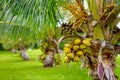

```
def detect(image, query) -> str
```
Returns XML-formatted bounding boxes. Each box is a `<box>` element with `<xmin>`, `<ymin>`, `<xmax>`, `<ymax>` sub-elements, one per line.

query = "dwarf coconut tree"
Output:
<box><xmin>60</xmin><ymin>0</ymin><xmax>120</xmax><ymax>80</ymax></box>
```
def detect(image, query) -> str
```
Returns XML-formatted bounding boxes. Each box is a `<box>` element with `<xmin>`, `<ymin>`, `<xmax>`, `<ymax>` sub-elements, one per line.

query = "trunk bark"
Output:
<box><xmin>90</xmin><ymin>43</ymin><xmax>119</xmax><ymax>80</ymax></box>
<box><xmin>44</xmin><ymin>49</ymin><xmax>54</xmax><ymax>67</ymax></box>
<box><xmin>11</xmin><ymin>48</ymin><xmax>18</xmax><ymax>53</ymax></box>
<box><xmin>20</xmin><ymin>47</ymin><xmax>30</xmax><ymax>60</ymax></box>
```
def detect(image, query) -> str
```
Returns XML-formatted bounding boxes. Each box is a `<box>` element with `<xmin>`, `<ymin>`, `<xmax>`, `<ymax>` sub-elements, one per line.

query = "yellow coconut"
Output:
<box><xmin>67</xmin><ymin>53</ymin><xmax>74</xmax><ymax>59</ymax></box>
<box><xmin>82</xmin><ymin>39</ymin><xmax>91</xmax><ymax>46</ymax></box>
<box><xmin>74</xmin><ymin>56</ymin><xmax>80</xmax><ymax>62</ymax></box>
<box><xmin>64</xmin><ymin>44</ymin><xmax>72</xmax><ymax>49</ymax></box>
<box><xmin>40</xmin><ymin>54</ymin><xmax>46</xmax><ymax>60</ymax></box>
<box><xmin>64</xmin><ymin>47</ymin><xmax>71</xmax><ymax>54</ymax></box>
<box><xmin>54</xmin><ymin>54</ymin><xmax>59</xmax><ymax>59</ymax></box>
<box><xmin>76</xmin><ymin>51</ymin><xmax>83</xmax><ymax>56</ymax></box>
<box><xmin>80</xmin><ymin>44</ymin><xmax>86</xmax><ymax>49</ymax></box>
<box><xmin>64</xmin><ymin>56</ymin><xmax>70</xmax><ymax>63</ymax></box>
<box><xmin>40</xmin><ymin>56</ymin><xmax>46</xmax><ymax>60</ymax></box>
<box><xmin>86</xmin><ymin>38</ymin><xmax>92</xmax><ymax>41</ymax></box>
<box><xmin>74</xmin><ymin>38</ymin><xmax>81</xmax><ymax>45</ymax></box>
<box><xmin>73</xmin><ymin>45</ymin><xmax>80</xmax><ymax>51</ymax></box>
<box><xmin>56</xmin><ymin>59</ymin><xmax>60</xmax><ymax>63</ymax></box>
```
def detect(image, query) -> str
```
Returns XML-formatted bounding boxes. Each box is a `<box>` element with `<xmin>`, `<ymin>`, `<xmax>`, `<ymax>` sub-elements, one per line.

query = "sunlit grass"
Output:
<box><xmin>0</xmin><ymin>49</ymin><xmax>120</xmax><ymax>80</ymax></box>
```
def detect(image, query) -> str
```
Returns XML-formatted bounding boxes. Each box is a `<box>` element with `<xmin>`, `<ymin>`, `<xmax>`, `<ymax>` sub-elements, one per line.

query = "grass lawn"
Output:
<box><xmin>0</xmin><ymin>49</ymin><xmax>120</xmax><ymax>80</ymax></box>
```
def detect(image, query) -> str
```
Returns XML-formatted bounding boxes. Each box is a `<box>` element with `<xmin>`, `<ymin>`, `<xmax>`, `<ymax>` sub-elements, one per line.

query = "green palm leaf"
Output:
<box><xmin>110</xmin><ymin>32</ymin><xmax>120</xmax><ymax>44</ymax></box>
<box><xmin>0</xmin><ymin>0</ymin><xmax>68</xmax><ymax>46</ymax></box>
<box><xmin>104</xmin><ymin>4</ymin><xmax>120</xmax><ymax>27</ymax></box>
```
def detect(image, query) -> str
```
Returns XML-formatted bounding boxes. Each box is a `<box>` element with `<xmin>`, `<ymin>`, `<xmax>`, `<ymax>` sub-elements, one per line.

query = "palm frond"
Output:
<box><xmin>93</xmin><ymin>24</ymin><xmax>104</xmax><ymax>40</ymax></box>
<box><xmin>65</xmin><ymin>3</ymin><xmax>88</xmax><ymax>31</ymax></box>
<box><xmin>110</xmin><ymin>32</ymin><xmax>120</xmax><ymax>44</ymax></box>
<box><xmin>104</xmin><ymin>4</ymin><xmax>120</xmax><ymax>27</ymax></box>
<box><xmin>0</xmin><ymin>0</ymin><xmax>68</xmax><ymax>45</ymax></box>
<box><xmin>90</xmin><ymin>0</ymin><xmax>99</xmax><ymax>20</ymax></box>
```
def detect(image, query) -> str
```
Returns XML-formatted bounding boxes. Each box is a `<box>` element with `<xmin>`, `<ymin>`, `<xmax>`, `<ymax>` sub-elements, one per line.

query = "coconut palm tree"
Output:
<box><xmin>0</xmin><ymin>0</ymin><xmax>120</xmax><ymax>79</ymax></box>
<box><xmin>59</xmin><ymin>0</ymin><xmax>120</xmax><ymax>80</ymax></box>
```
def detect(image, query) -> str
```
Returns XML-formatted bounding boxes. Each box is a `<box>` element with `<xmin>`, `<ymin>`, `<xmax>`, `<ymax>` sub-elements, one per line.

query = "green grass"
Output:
<box><xmin>115</xmin><ymin>55</ymin><xmax>120</xmax><ymax>76</ymax></box>
<box><xmin>0</xmin><ymin>49</ymin><xmax>120</xmax><ymax>80</ymax></box>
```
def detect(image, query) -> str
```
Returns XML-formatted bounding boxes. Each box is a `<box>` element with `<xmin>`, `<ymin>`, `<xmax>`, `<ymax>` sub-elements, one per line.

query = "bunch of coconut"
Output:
<box><xmin>39</xmin><ymin>52</ymin><xmax>61</xmax><ymax>65</ymax></box>
<box><xmin>39</xmin><ymin>41</ymin><xmax>48</xmax><ymax>63</ymax></box>
<box><xmin>64</xmin><ymin>38</ymin><xmax>92</xmax><ymax>63</ymax></box>
<box><xmin>54</xmin><ymin>53</ymin><xmax>61</xmax><ymax>65</ymax></box>
<box><xmin>39</xmin><ymin>41</ymin><xmax>61</xmax><ymax>65</ymax></box>
<box><xmin>39</xmin><ymin>53</ymin><xmax>46</xmax><ymax>63</ymax></box>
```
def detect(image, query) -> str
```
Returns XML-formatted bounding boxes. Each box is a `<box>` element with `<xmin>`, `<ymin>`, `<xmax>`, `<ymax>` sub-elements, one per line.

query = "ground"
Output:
<box><xmin>0</xmin><ymin>49</ymin><xmax>120</xmax><ymax>80</ymax></box>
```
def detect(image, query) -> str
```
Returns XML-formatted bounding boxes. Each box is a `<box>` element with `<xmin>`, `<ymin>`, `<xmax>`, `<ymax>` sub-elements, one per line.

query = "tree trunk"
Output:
<box><xmin>44</xmin><ymin>49</ymin><xmax>54</xmax><ymax>67</ymax></box>
<box><xmin>20</xmin><ymin>47</ymin><xmax>30</xmax><ymax>60</ymax></box>
<box><xmin>11</xmin><ymin>48</ymin><xmax>18</xmax><ymax>53</ymax></box>
<box><xmin>89</xmin><ymin>42</ymin><xmax>119</xmax><ymax>80</ymax></box>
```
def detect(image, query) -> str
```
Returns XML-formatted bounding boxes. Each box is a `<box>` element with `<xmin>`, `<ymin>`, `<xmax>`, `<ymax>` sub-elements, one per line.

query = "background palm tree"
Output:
<box><xmin>0</xmin><ymin>21</ymin><xmax>38</xmax><ymax>60</ymax></box>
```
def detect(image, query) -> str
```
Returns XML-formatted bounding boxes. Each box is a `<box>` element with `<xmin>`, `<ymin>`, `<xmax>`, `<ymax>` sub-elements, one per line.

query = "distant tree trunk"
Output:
<box><xmin>11</xmin><ymin>48</ymin><xmax>18</xmax><ymax>53</ymax></box>
<box><xmin>44</xmin><ymin>48</ymin><xmax>54</xmax><ymax>67</ymax></box>
<box><xmin>20</xmin><ymin>47</ymin><xmax>30</xmax><ymax>60</ymax></box>
<box><xmin>43</xmin><ymin>39</ymin><xmax>61</xmax><ymax>67</ymax></box>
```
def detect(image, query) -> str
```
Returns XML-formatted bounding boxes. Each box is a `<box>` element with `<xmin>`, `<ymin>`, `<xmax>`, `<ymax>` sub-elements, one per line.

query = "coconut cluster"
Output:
<box><xmin>54</xmin><ymin>53</ymin><xmax>61</xmax><ymax>65</ymax></box>
<box><xmin>64</xmin><ymin>38</ymin><xmax>92</xmax><ymax>63</ymax></box>
<box><xmin>39</xmin><ymin>41</ymin><xmax>61</xmax><ymax>65</ymax></box>
<box><xmin>39</xmin><ymin>53</ymin><xmax>46</xmax><ymax>63</ymax></box>
<box><xmin>39</xmin><ymin>53</ymin><xmax>61</xmax><ymax>65</ymax></box>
